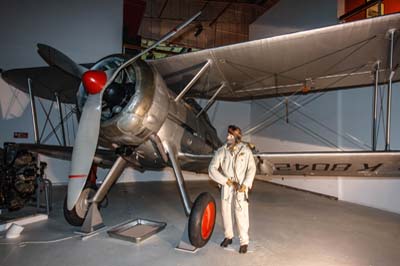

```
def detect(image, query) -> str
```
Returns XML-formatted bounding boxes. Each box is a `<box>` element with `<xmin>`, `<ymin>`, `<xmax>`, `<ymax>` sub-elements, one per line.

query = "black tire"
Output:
<box><xmin>188</xmin><ymin>192</ymin><xmax>216</xmax><ymax>248</ymax></box>
<box><xmin>63</xmin><ymin>186</ymin><xmax>97</xmax><ymax>226</ymax></box>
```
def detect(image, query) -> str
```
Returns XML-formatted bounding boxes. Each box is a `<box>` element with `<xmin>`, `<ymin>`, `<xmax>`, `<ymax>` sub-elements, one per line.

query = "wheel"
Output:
<box><xmin>63</xmin><ymin>186</ymin><xmax>96</xmax><ymax>226</ymax></box>
<box><xmin>188</xmin><ymin>192</ymin><xmax>216</xmax><ymax>248</ymax></box>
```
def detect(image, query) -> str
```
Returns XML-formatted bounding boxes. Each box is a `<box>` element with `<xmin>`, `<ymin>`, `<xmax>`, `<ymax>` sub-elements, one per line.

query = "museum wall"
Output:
<box><xmin>249</xmin><ymin>0</ymin><xmax>400</xmax><ymax>213</ymax></box>
<box><xmin>0</xmin><ymin>0</ymin><xmax>124</xmax><ymax>183</ymax></box>
<box><xmin>0</xmin><ymin>0</ymin><xmax>252</xmax><ymax>184</ymax></box>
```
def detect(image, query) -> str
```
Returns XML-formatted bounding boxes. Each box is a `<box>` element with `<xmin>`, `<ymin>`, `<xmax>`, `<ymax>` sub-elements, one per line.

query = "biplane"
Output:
<box><xmin>2</xmin><ymin>12</ymin><xmax>400</xmax><ymax>247</ymax></box>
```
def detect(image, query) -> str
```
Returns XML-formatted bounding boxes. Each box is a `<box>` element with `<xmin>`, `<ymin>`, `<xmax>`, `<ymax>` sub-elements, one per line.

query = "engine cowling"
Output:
<box><xmin>77</xmin><ymin>56</ymin><xmax>169</xmax><ymax>148</ymax></box>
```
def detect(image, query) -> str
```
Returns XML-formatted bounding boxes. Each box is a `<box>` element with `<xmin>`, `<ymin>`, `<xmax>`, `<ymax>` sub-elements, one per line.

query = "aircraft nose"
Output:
<box><xmin>82</xmin><ymin>70</ymin><xmax>107</xmax><ymax>95</ymax></box>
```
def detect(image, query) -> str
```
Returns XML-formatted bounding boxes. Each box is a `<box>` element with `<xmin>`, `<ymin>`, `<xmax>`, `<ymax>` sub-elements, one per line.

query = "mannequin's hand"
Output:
<box><xmin>238</xmin><ymin>184</ymin><xmax>247</xmax><ymax>193</ymax></box>
<box><xmin>226</xmin><ymin>178</ymin><xmax>234</xmax><ymax>187</ymax></box>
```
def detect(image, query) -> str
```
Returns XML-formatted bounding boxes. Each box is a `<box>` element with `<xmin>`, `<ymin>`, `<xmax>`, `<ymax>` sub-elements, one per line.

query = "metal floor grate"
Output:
<box><xmin>107</xmin><ymin>218</ymin><xmax>166</xmax><ymax>243</ymax></box>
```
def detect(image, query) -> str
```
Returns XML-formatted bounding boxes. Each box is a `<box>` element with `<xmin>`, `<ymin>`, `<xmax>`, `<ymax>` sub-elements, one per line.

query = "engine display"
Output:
<box><xmin>0</xmin><ymin>143</ymin><xmax>47</xmax><ymax>211</ymax></box>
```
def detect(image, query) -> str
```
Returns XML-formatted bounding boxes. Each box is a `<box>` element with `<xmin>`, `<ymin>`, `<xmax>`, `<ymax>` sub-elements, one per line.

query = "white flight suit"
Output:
<box><xmin>209</xmin><ymin>142</ymin><xmax>256</xmax><ymax>245</ymax></box>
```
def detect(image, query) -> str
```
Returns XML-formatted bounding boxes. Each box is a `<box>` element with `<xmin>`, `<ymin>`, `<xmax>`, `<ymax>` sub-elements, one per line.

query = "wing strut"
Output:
<box><xmin>175</xmin><ymin>59</ymin><xmax>211</xmax><ymax>102</ymax></box>
<box><xmin>372</xmin><ymin>60</ymin><xmax>380</xmax><ymax>151</ymax></box>
<box><xmin>385</xmin><ymin>29</ymin><xmax>397</xmax><ymax>151</ymax></box>
<box><xmin>55</xmin><ymin>92</ymin><xmax>67</xmax><ymax>146</ymax></box>
<box><xmin>28</xmin><ymin>78</ymin><xmax>40</xmax><ymax>144</ymax></box>
<box><xmin>196</xmin><ymin>82</ymin><xmax>225</xmax><ymax>118</ymax></box>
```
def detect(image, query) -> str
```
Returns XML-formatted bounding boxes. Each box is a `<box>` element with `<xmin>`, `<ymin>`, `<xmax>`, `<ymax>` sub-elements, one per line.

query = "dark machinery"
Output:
<box><xmin>0</xmin><ymin>143</ymin><xmax>48</xmax><ymax>211</ymax></box>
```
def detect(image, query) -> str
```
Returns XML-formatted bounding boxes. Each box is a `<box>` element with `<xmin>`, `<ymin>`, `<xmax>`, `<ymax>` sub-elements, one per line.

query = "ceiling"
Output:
<box><xmin>128</xmin><ymin>0</ymin><xmax>279</xmax><ymax>49</ymax></box>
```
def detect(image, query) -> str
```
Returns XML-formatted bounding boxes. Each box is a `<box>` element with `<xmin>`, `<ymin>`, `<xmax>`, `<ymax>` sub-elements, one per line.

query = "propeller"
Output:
<box><xmin>37</xmin><ymin>44</ymin><xmax>129</xmax><ymax>210</ymax></box>
<box><xmin>37</xmin><ymin>43</ymin><xmax>87</xmax><ymax>78</ymax></box>
<box><xmin>36</xmin><ymin>43</ymin><xmax>108</xmax><ymax>209</ymax></box>
<box><xmin>67</xmin><ymin>70</ymin><xmax>108</xmax><ymax>210</ymax></box>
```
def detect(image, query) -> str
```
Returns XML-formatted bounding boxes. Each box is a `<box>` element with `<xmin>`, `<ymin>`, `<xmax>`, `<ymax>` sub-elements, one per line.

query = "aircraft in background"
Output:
<box><xmin>2</xmin><ymin>12</ymin><xmax>400</xmax><ymax>248</ymax></box>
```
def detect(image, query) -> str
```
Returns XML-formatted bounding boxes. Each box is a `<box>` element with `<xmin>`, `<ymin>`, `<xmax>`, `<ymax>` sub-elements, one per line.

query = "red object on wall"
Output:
<box><xmin>345</xmin><ymin>0</ymin><xmax>366</xmax><ymax>22</ymax></box>
<box><xmin>123</xmin><ymin>0</ymin><xmax>146</xmax><ymax>44</ymax></box>
<box><xmin>13</xmin><ymin>132</ymin><xmax>28</xmax><ymax>139</ymax></box>
<box><xmin>385</xmin><ymin>0</ymin><xmax>400</xmax><ymax>15</ymax></box>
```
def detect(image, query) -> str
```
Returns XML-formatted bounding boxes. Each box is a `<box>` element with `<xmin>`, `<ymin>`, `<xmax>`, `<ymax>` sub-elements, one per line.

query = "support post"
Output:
<box><xmin>28</xmin><ymin>78</ymin><xmax>40</xmax><ymax>144</ymax></box>
<box><xmin>385</xmin><ymin>29</ymin><xmax>396</xmax><ymax>151</ymax></box>
<box><xmin>372</xmin><ymin>61</ymin><xmax>380</xmax><ymax>151</ymax></box>
<box><xmin>55</xmin><ymin>92</ymin><xmax>67</xmax><ymax>146</ymax></box>
<box><xmin>175</xmin><ymin>60</ymin><xmax>211</xmax><ymax>102</ymax></box>
<box><xmin>196</xmin><ymin>82</ymin><xmax>225</xmax><ymax>118</ymax></box>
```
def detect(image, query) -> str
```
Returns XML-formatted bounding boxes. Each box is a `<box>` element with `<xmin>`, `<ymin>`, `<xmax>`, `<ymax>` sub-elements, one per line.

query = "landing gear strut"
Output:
<box><xmin>63</xmin><ymin>164</ymin><xmax>98</xmax><ymax>226</ymax></box>
<box><xmin>80</xmin><ymin>156</ymin><xmax>128</xmax><ymax>233</ymax></box>
<box><xmin>164</xmin><ymin>142</ymin><xmax>216</xmax><ymax>249</ymax></box>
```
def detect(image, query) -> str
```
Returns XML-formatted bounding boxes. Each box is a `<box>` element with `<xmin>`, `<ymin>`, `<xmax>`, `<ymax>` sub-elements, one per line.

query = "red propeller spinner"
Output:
<box><xmin>82</xmin><ymin>70</ymin><xmax>107</xmax><ymax>94</ymax></box>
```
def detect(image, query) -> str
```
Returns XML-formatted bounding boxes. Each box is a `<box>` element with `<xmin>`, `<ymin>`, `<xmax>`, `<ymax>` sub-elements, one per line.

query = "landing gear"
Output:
<box><xmin>189</xmin><ymin>192</ymin><xmax>216</xmax><ymax>247</ymax></box>
<box><xmin>63</xmin><ymin>185</ymin><xmax>96</xmax><ymax>226</ymax></box>
<box><xmin>63</xmin><ymin>164</ymin><xmax>98</xmax><ymax>226</ymax></box>
<box><xmin>80</xmin><ymin>156</ymin><xmax>128</xmax><ymax>233</ymax></box>
<box><xmin>164</xmin><ymin>142</ymin><xmax>216</xmax><ymax>249</ymax></box>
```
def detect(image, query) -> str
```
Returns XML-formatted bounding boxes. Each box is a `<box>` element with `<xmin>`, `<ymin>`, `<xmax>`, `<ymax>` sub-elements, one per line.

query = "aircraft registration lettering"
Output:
<box><xmin>295</xmin><ymin>164</ymin><xmax>308</xmax><ymax>171</ymax></box>
<box><xmin>275</xmin><ymin>163</ymin><xmax>291</xmax><ymax>171</ymax></box>
<box><xmin>331</xmin><ymin>163</ymin><xmax>352</xmax><ymax>171</ymax></box>
<box><xmin>274</xmin><ymin>163</ymin><xmax>384</xmax><ymax>172</ymax></box>
<box><xmin>358</xmin><ymin>163</ymin><xmax>382</xmax><ymax>172</ymax></box>
<box><xmin>312</xmin><ymin>163</ymin><xmax>330</xmax><ymax>171</ymax></box>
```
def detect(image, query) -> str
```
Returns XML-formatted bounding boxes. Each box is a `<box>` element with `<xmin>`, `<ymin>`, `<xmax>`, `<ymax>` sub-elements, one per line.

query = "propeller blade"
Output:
<box><xmin>66</xmin><ymin>69</ymin><xmax>110</xmax><ymax>210</ymax></box>
<box><xmin>37</xmin><ymin>43</ymin><xmax>87</xmax><ymax>78</ymax></box>
<box><xmin>67</xmin><ymin>92</ymin><xmax>103</xmax><ymax>210</ymax></box>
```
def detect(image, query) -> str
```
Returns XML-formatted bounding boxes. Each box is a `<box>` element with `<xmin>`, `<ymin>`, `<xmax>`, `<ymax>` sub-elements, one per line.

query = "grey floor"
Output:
<box><xmin>1</xmin><ymin>180</ymin><xmax>400</xmax><ymax>266</ymax></box>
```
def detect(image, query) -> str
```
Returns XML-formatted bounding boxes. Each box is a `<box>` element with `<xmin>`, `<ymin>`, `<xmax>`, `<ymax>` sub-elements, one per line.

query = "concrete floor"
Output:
<box><xmin>0</xmin><ymin>180</ymin><xmax>400</xmax><ymax>266</ymax></box>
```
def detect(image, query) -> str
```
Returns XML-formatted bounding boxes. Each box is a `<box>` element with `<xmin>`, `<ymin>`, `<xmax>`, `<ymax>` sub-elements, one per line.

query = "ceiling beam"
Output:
<box><xmin>158</xmin><ymin>0</ymin><xmax>169</xmax><ymax>18</ymax></box>
<box><xmin>199</xmin><ymin>0</ymin><xmax>267</xmax><ymax>11</ymax></box>
<box><xmin>209</xmin><ymin>2</ymin><xmax>232</xmax><ymax>27</ymax></box>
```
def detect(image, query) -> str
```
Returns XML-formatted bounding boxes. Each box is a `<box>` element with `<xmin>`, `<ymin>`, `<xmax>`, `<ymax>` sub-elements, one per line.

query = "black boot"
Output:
<box><xmin>220</xmin><ymin>238</ymin><xmax>233</xmax><ymax>247</ymax></box>
<box><xmin>239</xmin><ymin>244</ymin><xmax>248</xmax><ymax>254</ymax></box>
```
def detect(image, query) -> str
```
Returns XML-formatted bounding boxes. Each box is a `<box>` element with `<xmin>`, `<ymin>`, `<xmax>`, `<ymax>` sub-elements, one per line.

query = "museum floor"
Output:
<box><xmin>1</xmin><ymin>180</ymin><xmax>400</xmax><ymax>266</ymax></box>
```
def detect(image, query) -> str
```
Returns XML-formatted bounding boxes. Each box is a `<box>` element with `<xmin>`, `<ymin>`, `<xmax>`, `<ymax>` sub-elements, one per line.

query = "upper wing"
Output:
<box><xmin>149</xmin><ymin>13</ymin><xmax>400</xmax><ymax>101</ymax></box>
<box><xmin>179</xmin><ymin>150</ymin><xmax>400</xmax><ymax>177</ymax></box>
<box><xmin>2</xmin><ymin>66</ymin><xmax>80</xmax><ymax>104</ymax></box>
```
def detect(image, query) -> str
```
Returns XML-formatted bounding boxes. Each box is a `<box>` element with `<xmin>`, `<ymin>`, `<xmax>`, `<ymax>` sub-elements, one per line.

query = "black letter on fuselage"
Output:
<box><xmin>358</xmin><ymin>163</ymin><xmax>383</xmax><ymax>172</ymax></box>
<box><xmin>312</xmin><ymin>163</ymin><xmax>329</xmax><ymax>171</ymax></box>
<box><xmin>275</xmin><ymin>163</ymin><xmax>291</xmax><ymax>171</ymax></box>
<box><xmin>295</xmin><ymin>164</ymin><xmax>309</xmax><ymax>171</ymax></box>
<box><xmin>331</xmin><ymin>163</ymin><xmax>351</xmax><ymax>171</ymax></box>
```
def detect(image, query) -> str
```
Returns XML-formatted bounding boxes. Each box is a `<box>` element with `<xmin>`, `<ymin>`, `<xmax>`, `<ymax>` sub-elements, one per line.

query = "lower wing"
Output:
<box><xmin>11</xmin><ymin>143</ymin><xmax>116</xmax><ymax>168</ymax></box>
<box><xmin>179</xmin><ymin>151</ymin><xmax>400</xmax><ymax>177</ymax></box>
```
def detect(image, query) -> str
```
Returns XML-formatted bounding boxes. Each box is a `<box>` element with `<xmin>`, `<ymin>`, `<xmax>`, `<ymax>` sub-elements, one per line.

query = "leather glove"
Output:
<box><xmin>226</xmin><ymin>178</ymin><xmax>234</xmax><ymax>187</ymax></box>
<box><xmin>238</xmin><ymin>184</ymin><xmax>247</xmax><ymax>193</ymax></box>
<box><xmin>232</xmin><ymin>181</ymin><xmax>240</xmax><ymax>191</ymax></box>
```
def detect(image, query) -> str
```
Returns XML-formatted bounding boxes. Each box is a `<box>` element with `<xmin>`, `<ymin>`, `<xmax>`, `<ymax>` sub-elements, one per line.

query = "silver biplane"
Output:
<box><xmin>2</xmin><ymin>12</ymin><xmax>400</xmax><ymax>248</ymax></box>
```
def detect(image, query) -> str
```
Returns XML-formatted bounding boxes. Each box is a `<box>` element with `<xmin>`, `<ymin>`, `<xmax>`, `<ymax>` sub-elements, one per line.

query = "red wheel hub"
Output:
<box><xmin>201</xmin><ymin>202</ymin><xmax>215</xmax><ymax>239</ymax></box>
<box><xmin>82</xmin><ymin>70</ymin><xmax>107</xmax><ymax>94</ymax></box>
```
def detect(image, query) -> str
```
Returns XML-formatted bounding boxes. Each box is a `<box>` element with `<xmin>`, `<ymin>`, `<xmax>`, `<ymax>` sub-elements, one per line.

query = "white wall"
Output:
<box><xmin>0</xmin><ymin>0</ymin><xmax>252</xmax><ymax>184</ymax></box>
<box><xmin>0</xmin><ymin>0</ymin><xmax>119</xmax><ymax>184</ymax></box>
<box><xmin>249</xmin><ymin>0</ymin><xmax>400</xmax><ymax>214</ymax></box>
<box><xmin>0</xmin><ymin>1</ymin><xmax>124</xmax><ymax>70</ymax></box>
